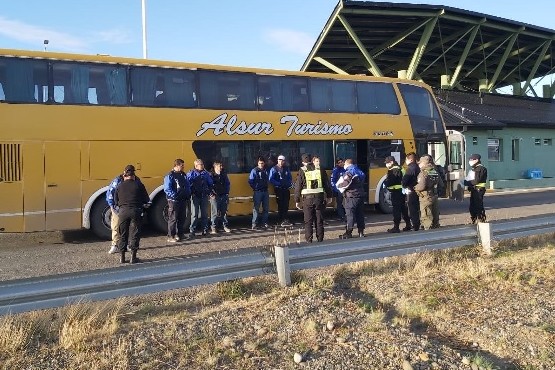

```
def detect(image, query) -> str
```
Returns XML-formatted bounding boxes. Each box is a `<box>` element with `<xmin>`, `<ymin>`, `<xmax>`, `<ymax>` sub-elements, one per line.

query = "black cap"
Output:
<box><xmin>469</xmin><ymin>154</ymin><xmax>481</xmax><ymax>160</ymax></box>
<box><xmin>301</xmin><ymin>153</ymin><xmax>311</xmax><ymax>163</ymax></box>
<box><xmin>124</xmin><ymin>164</ymin><xmax>135</xmax><ymax>176</ymax></box>
<box><xmin>384</xmin><ymin>156</ymin><xmax>395</xmax><ymax>164</ymax></box>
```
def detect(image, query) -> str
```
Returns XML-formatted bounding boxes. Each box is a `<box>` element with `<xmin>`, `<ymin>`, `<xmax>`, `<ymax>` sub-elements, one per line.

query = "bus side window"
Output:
<box><xmin>3</xmin><ymin>58</ymin><xmax>44</xmax><ymax>103</ymax></box>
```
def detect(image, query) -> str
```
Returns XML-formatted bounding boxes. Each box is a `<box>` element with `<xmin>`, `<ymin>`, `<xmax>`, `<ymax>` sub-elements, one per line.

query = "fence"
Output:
<box><xmin>1</xmin><ymin>215</ymin><xmax>554</xmax><ymax>315</ymax></box>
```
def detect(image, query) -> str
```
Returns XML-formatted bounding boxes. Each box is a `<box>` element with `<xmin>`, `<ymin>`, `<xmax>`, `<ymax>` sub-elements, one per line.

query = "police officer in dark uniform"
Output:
<box><xmin>402</xmin><ymin>152</ymin><xmax>421</xmax><ymax>231</ymax></box>
<box><xmin>114</xmin><ymin>165</ymin><xmax>150</xmax><ymax>264</ymax></box>
<box><xmin>294</xmin><ymin>153</ymin><xmax>332</xmax><ymax>243</ymax></box>
<box><xmin>336</xmin><ymin>158</ymin><xmax>366</xmax><ymax>238</ymax></box>
<box><xmin>383</xmin><ymin>156</ymin><xmax>411</xmax><ymax>233</ymax></box>
<box><xmin>464</xmin><ymin>153</ymin><xmax>488</xmax><ymax>224</ymax></box>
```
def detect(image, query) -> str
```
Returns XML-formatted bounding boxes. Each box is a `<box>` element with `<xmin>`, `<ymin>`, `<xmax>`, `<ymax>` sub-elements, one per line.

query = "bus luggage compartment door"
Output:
<box><xmin>45</xmin><ymin>142</ymin><xmax>82</xmax><ymax>230</ymax></box>
<box><xmin>0</xmin><ymin>142</ymin><xmax>23</xmax><ymax>231</ymax></box>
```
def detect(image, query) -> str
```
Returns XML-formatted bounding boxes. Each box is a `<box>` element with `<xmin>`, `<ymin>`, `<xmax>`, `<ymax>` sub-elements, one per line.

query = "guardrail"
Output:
<box><xmin>1</xmin><ymin>215</ymin><xmax>554</xmax><ymax>315</ymax></box>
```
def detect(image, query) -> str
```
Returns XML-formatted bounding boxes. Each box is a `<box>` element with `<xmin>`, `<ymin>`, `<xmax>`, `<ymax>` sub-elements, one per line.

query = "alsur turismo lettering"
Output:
<box><xmin>196</xmin><ymin>113</ymin><xmax>353</xmax><ymax>137</ymax></box>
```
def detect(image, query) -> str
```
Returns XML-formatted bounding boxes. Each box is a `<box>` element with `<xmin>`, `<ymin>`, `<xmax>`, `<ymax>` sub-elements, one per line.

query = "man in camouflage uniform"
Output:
<box><xmin>414</xmin><ymin>155</ymin><xmax>443</xmax><ymax>230</ymax></box>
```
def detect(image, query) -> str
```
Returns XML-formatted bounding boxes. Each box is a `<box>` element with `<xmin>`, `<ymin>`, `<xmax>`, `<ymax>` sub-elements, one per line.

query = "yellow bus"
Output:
<box><xmin>0</xmin><ymin>48</ymin><xmax>460</xmax><ymax>239</ymax></box>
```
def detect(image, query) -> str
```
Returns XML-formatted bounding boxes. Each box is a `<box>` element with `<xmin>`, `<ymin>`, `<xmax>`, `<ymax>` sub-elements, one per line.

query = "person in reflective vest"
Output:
<box><xmin>294</xmin><ymin>153</ymin><xmax>332</xmax><ymax>243</ymax></box>
<box><xmin>383</xmin><ymin>156</ymin><xmax>411</xmax><ymax>233</ymax></box>
<box><xmin>336</xmin><ymin>158</ymin><xmax>366</xmax><ymax>239</ymax></box>
<box><xmin>414</xmin><ymin>155</ymin><xmax>442</xmax><ymax>230</ymax></box>
<box><xmin>464</xmin><ymin>153</ymin><xmax>488</xmax><ymax>224</ymax></box>
<box><xmin>402</xmin><ymin>152</ymin><xmax>421</xmax><ymax>231</ymax></box>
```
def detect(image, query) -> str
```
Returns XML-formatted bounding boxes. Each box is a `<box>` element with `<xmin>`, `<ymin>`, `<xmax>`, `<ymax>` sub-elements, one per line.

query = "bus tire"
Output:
<box><xmin>149</xmin><ymin>195</ymin><xmax>192</xmax><ymax>234</ymax></box>
<box><xmin>90</xmin><ymin>196</ymin><xmax>112</xmax><ymax>240</ymax></box>
<box><xmin>378</xmin><ymin>187</ymin><xmax>393</xmax><ymax>214</ymax></box>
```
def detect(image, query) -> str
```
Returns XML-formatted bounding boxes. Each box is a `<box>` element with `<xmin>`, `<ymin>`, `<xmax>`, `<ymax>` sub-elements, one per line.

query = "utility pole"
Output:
<box><xmin>43</xmin><ymin>40</ymin><xmax>49</xmax><ymax>52</ymax></box>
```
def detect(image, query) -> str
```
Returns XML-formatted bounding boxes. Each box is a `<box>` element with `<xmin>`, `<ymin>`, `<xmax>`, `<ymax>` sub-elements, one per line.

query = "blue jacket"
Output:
<box><xmin>106</xmin><ymin>174</ymin><xmax>143</xmax><ymax>208</ymax></box>
<box><xmin>248</xmin><ymin>166</ymin><xmax>269</xmax><ymax>191</ymax></box>
<box><xmin>164</xmin><ymin>170</ymin><xmax>191</xmax><ymax>201</ymax></box>
<box><xmin>187</xmin><ymin>169</ymin><xmax>214</xmax><ymax>197</ymax></box>
<box><xmin>269</xmin><ymin>165</ymin><xmax>292</xmax><ymax>190</ymax></box>
<box><xmin>331</xmin><ymin>165</ymin><xmax>346</xmax><ymax>194</ymax></box>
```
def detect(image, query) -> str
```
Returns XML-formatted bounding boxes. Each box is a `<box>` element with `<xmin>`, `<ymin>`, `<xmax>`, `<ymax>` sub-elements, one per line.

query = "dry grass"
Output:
<box><xmin>1</xmin><ymin>234</ymin><xmax>554</xmax><ymax>369</ymax></box>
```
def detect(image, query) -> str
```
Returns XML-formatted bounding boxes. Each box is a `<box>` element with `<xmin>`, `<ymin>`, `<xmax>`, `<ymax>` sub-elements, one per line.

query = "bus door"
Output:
<box><xmin>333</xmin><ymin>140</ymin><xmax>368</xmax><ymax>201</ymax></box>
<box><xmin>45</xmin><ymin>142</ymin><xmax>82</xmax><ymax>230</ymax></box>
<box><xmin>446</xmin><ymin>130</ymin><xmax>466</xmax><ymax>200</ymax></box>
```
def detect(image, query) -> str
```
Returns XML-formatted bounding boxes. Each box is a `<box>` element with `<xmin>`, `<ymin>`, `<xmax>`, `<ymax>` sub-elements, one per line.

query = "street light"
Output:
<box><xmin>43</xmin><ymin>39</ymin><xmax>49</xmax><ymax>52</ymax></box>
<box><xmin>141</xmin><ymin>0</ymin><xmax>148</xmax><ymax>59</ymax></box>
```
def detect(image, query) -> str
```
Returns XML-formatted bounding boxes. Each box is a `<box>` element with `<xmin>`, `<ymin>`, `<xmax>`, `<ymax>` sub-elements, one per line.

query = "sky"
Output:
<box><xmin>0</xmin><ymin>0</ymin><xmax>553</xmax><ymax>72</ymax></box>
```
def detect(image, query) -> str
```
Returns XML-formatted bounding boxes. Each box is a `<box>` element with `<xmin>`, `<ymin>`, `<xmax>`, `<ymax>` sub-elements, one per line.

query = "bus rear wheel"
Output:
<box><xmin>90</xmin><ymin>197</ymin><xmax>112</xmax><ymax>240</ymax></box>
<box><xmin>378</xmin><ymin>187</ymin><xmax>393</xmax><ymax>214</ymax></box>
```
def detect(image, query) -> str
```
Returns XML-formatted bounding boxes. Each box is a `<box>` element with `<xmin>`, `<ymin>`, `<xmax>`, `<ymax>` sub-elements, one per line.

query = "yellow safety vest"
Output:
<box><xmin>387</xmin><ymin>165</ymin><xmax>403</xmax><ymax>190</ymax></box>
<box><xmin>473</xmin><ymin>164</ymin><xmax>486</xmax><ymax>188</ymax></box>
<box><xmin>301</xmin><ymin>168</ymin><xmax>324</xmax><ymax>195</ymax></box>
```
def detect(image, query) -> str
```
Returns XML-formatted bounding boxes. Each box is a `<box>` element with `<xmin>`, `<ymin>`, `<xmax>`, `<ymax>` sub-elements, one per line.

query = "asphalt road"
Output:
<box><xmin>0</xmin><ymin>188</ymin><xmax>553</xmax><ymax>281</ymax></box>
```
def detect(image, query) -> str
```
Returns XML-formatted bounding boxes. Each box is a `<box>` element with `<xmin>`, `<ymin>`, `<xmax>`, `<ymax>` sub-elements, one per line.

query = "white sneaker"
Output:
<box><xmin>167</xmin><ymin>237</ymin><xmax>177</xmax><ymax>243</ymax></box>
<box><xmin>210</xmin><ymin>227</ymin><xmax>217</xmax><ymax>235</ymax></box>
<box><xmin>108</xmin><ymin>245</ymin><xmax>118</xmax><ymax>254</ymax></box>
<box><xmin>223</xmin><ymin>226</ymin><xmax>231</xmax><ymax>233</ymax></box>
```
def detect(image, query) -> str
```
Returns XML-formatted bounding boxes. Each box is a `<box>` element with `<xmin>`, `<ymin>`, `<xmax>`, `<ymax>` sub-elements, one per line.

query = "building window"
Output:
<box><xmin>544</xmin><ymin>139</ymin><xmax>552</xmax><ymax>146</ymax></box>
<box><xmin>472</xmin><ymin>137</ymin><xmax>478</xmax><ymax>145</ymax></box>
<box><xmin>534</xmin><ymin>138</ymin><xmax>541</xmax><ymax>145</ymax></box>
<box><xmin>487</xmin><ymin>138</ymin><xmax>501</xmax><ymax>161</ymax></box>
<box><xmin>511</xmin><ymin>139</ymin><xmax>519</xmax><ymax>161</ymax></box>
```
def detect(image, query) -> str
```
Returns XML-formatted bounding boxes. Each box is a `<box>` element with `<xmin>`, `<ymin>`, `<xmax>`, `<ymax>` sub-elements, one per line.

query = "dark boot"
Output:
<box><xmin>120</xmin><ymin>251</ymin><xmax>127</xmax><ymax>264</ymax></box>
<box><xmin>387</xmin><ymin>226</ymin><xmax>400</xmax><ymax>233</ymax></box>
<box><xmin>339</xmin><ymin>229</ymin><xmax>353</xmax><ymax>239</ymax></box>
<box><xmin>478</xmin><ymin>213</ymin><xmax>487</xmax><ymax>223</ymax></box>
<box><xmin>402</xmin><ymin>224</ymin><xmax>412</xmax><ymax>232</ymax></box>
<box><xmin>358</xmin><ymin>229</ymin><xmax>365</xmax><ymax>238</ymax></box>
<box><xmin>470</xmin><ymin>217</ymin><xmax>477</xmax><ymax>225</ymax></box>
<box><xmin>130</xmin><ymin>250</ymin><xmax>140</xmax><ymax>264</ymax></box>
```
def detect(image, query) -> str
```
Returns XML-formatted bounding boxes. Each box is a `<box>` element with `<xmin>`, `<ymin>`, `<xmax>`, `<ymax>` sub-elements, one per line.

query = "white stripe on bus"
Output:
<box><xmin>0</xmin><ymin>208</ymin><xmax>81</xmax><ymax>217</ymax></box>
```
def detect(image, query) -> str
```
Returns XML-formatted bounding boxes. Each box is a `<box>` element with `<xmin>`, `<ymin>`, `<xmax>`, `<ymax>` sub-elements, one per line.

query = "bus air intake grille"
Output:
<box><xmin>0</xmin><ymin>143</ymin><xmax>22</xmax><ymax>182</ymax></box>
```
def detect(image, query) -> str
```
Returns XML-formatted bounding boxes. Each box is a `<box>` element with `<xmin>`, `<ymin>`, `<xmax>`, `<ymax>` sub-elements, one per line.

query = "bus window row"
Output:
<box><xmin>192</xmin><ymin>139</ymin><xmax>405</xmax><ymax>174</ymax></box>
<box><xmin>0</xmin><ymin>56</ymin><xmax>406</xmax><ymax>114</ymax></box>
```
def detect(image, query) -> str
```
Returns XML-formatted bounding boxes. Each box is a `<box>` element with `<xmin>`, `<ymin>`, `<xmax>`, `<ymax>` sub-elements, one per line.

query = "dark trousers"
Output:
<box><xmin>167</xmin><ymin>199</ymin><xmax>188</xmax><ymax>237</ymax></box>
<box><xmin>391</xmin><ymin>190</ymin><xmax>411</xmax><ymax>227</ymax></box>
<box><xmin>334</xmin><ymin>191</ymin><xmax>345</xmax><ymax>220</ymax></box>
<box><xmin>302</xmin><ymin>195</ymin><xmax>325</xmax><ymax>242</ymax></box>
<box><xmin>274</xmin><ymin>188</ymin><xmax>290</xmax><ymax>222</ymax></box>
<box><xmin>407</xmin><ymin>190</ymin><xmax>420</xmax><ymax>230</ymax></box>
<box><xmin>344</xmin><ymin>196</ymin><xmax>365</xmax><ymax>231</ymax></box>
<box><xmin>469</xmin><ymin>187</ymin><xmax>486</xmax><ymax>221</ymax></box>
<box><xmin>117</xmin><ymin>206</ymin><xmax>143</xmax><ymax>252</ymax></box>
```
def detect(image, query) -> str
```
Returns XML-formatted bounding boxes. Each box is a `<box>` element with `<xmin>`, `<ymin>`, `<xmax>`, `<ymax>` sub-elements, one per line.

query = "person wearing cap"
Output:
<box><xmin>383</xmin><ymin>156</ymin><xmax>412</xmax><ymax>233</ymax></box>
<box><xmin>464</xmin><ymin>154</ymin><xmax>488</xmax><ymax>224</ymax></box>
<box><xmin>401</xmin><ymin>152</ymin><xmax>421</xmax><ymax>231</ymax></box>
<box><xmin>414</xmin><ymin>155</ymin><xmax>443</xmax><ymax>230</ymax></box>
<box><xmin>114</xmin><ymin>165</ymin><xmax>150</xmax><ymax>264</ymax></box>
<box><xmin>336</xmin><ymin>158</ymin><xmax>366</xmax><ymax>238</ymax></box>
<box><xmin>330</xmin><ymin>158</ymin><xmax>346</xmax><ymax>222</ymax></box>
<box><xmin>294</xmin><ymin>153</ymin><xmax>332</xmax><ymax>243</ymax></box>
<box><xmin>106</xmin><ymin>165</ymin><xmax>144</xmax><ymax>254</ymax></box>
<box><xmin>269</xmin><ymin>154</ymin><xmax>293</xmax><ymax>227</ymax></box>
<box><xmin>187</xmin><ymin>159</ymin><xmax>214</xmax><ymax>237</ymax></box>
<box><xmin>248</xmin><ymin>156</ymin><xmax>270</xmax><ymax>230</ymax></box>
<box><xmin>164</xmin><ymin>159</ymin><xmax>191</xmax><ymax>242</ymax></box>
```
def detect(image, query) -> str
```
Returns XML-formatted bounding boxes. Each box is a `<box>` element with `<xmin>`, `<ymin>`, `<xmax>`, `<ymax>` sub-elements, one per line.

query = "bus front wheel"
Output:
<box><xmin>378</xmin><ymin>187</ymin><xmax>393</xmax><ymax>214</ymax></box>
<box><xmin>90</xmin><ymin>197</ymin><xmax>112</xmax><ymax>240</ymax></box>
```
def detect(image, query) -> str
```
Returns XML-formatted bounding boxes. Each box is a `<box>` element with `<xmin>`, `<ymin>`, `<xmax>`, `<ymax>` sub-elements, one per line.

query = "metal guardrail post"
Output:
<box><xmin>477</xmin><ymin>222</ymin><xmax>492</xmax><ymax>255</ymax></box>
<box><xmin>274</xmin><ymin>245</ymin><xmax>291</xmax><ymax>287</ymax></box>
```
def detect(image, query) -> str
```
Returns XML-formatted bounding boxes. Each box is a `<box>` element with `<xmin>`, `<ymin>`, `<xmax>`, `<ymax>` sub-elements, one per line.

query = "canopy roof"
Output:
<box><xmin>302</xmin><ymin>1</ymin><xmax>555</xmax><ymax>97</ymax></box>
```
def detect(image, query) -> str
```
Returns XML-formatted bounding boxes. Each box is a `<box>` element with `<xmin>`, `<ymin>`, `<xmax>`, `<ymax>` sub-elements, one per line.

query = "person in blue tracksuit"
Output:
<box><xmin>269</xmin><ymin>154</ymin><xmax>293</xmax><ymax>226</ymax></box>
<box><xmin>330</xmin><ymin>158</ymin><xmax>346</xmax><ymax>222</ymax></box>
<box><xmin>186</xmin><ymin>159</ymin><xmax>213</xmax><ymax>237</ymax></box>
<box><xmin>248</xmin><ymin>156</ymin><xmax>270</xmax><ymax>230</ymax></box>
<box><xmin>209</xmin><ymin>160</ymin><xmax>232</xmax><ymax>233</ymax></box>
<box><xmin>163</xmin><ymin>159</ymin><xmax>191</xmax><ymax>242</ymax></box>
